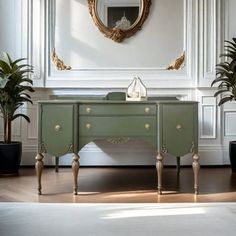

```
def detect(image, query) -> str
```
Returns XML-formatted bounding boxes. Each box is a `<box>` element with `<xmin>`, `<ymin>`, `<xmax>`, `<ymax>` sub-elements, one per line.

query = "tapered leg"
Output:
<box><xmin>72</xmin><ymin>153</ymin><xmax>80</xmax><ymax>195</ymax></box>
<box><xmin>156</xmin><ymin>153</ymin><xmax>164</xmax><ymax>195</ymax></box>
<box><xmin>192</xmin><ymin>154</ymin><xmax>200</xmax><ymax>194</ymax></box>
<box><xmin>176</xmin><ymin>156</ymin><xmax>180</xmax><ymax>175</ymax></box>
<box><xmin>35</xmin><ymin>153</ymin><xmax>44</xmax><ymax>195</ymax></box>
<box><xmin>55</xmin><ymin>156</ymin><xmax>59</xmax><ymax>172</ymax></box>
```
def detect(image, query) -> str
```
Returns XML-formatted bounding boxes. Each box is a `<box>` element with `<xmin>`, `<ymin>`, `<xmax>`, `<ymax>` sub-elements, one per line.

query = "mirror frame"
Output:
<box><xmin>88</xmin><ymin>0</ymin><xmax>152</xmax><ymax>43</ymax></box>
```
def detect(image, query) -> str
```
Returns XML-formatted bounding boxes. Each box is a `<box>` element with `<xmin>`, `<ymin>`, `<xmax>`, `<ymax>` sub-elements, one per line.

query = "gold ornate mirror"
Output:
<box><xmin>88</xmin><ymin>0</ymin><xmax>151</xmax><ymax>42</ymax></box>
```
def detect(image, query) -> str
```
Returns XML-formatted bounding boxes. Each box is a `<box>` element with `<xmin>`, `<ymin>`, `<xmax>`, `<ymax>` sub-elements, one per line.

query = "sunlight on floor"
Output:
<box><xmin>104</xmin><ymin>190</ymin><xmax>158</xmax><ymax>198</ymax></box>
<box><xmin>102</xmin><ymin>206</ymin><xmax>206</xmax><ymax>219</ymax></box>
<box><xmin>78</xmin><ymin>192</ymin><xmax>100</xmax><ymax>195</ymax></box>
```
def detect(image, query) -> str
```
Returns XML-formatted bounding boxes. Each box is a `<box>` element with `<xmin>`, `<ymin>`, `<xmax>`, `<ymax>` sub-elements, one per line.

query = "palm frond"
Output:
<box><xmin>218</xmin><ymin>96</ymin><xmax>234</xmax><ymax>106</ymax></box>
<box><xmin>212</xmin><ymin>38</ymin><xmax>236</xmax><ymax>106</ymax></box>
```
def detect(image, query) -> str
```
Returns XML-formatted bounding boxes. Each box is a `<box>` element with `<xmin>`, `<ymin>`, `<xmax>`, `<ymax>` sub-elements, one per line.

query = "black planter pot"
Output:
<box><xmin>229</xmin><ymin>141</ymin><xmax>236</xmax><ymax>173</ymax></box>
<box><xmin>0</xmin><ymin>142</ymin><xmax>22</xmax><ymax>175</ymax></box>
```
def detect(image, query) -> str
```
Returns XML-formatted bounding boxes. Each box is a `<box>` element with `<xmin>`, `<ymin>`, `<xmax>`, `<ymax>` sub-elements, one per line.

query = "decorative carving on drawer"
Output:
<box><xmin>190</xmin><ymin>141</ymin><xmax>195</xmax><ymax>154</ymax></box>
<box><xmin>162</xmin><ymin>144</ymin><xmax>168</xmax><ymax>153</ymax></box>
<box><xmin>107</xmin><ymin>137</ymin><xmax>130</xmax><ymax>144</ymax></box>
<box><xmin>41</xmin><ymin>142</ymin><xmax>47</xmax><ymax>153</ymax></box>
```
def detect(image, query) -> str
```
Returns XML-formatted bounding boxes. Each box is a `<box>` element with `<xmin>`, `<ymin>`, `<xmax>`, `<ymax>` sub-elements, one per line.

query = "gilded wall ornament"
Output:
<box><xmin>51</xmin><ymin>48</ymin><xmax>72</xmax><ymax>70</ymax></box>
<box><xmin>166</xmin><ymin>52</ymin><xmax>185</xmax><ymax>70</ymax></box>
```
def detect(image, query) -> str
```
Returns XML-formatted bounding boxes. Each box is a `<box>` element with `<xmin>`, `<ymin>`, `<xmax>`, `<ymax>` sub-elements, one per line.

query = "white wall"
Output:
<box><xmin>54</xmin><ymin>0</ymin><xmax>183</xmax><ymax>69</ymax></box>
<box><xmin>1</xmin><ymin>0</ymin><xmax>236</xmax><ymax>166</ymax></box>
<box><xmin>0</xmin><ymin>0</ymin><xmax>21</xmax><ymax>58</ymax></box>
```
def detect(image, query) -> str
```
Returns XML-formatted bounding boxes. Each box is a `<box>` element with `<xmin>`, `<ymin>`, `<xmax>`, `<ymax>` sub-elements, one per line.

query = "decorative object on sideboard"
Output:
<box><xmin>211</xmin><ymin>37</ymin><xmax>236</xmax><ymax>172</ymax></box>
<box><xmin>0</xmin><ymin>52</ymin><xmax>34</xmax><ymax>175</ymax></box>
<box><xmin>88</xmin><ymin>0</ymin><xmax>152</xmax><ymax>43</ymax></box>
<box><xmin>51</xmin><ymin>48</ymin><xmax>72</xmax><ymax>70</ymax></box>
<box><xmin>166</xmin><ymin>52</ymin><xmax>185</xmax><ymax>70</ymax></box>
<box><xmin>126</xmin><ymin>76</ymin><xmax>147</xmax><ymax>101</ymax></box>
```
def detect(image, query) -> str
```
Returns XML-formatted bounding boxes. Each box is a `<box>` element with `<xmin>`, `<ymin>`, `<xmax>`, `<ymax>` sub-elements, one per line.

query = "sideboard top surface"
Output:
<box><xmin>37</xmin><ymin>100</ymin><xmax>198</xmax><ymax>105</ymax></box>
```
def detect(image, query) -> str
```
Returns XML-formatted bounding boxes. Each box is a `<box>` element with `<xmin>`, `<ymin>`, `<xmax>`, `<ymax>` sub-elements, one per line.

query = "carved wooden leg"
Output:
<box><xmin>192</xmin><ymin>154</ymin><xmax>200</xmax><ymax>194</ymax></box>
<box><xmin>156</xmin><ymin>153</ymin><xmax>164</xmax><ymax>195</ymax></box>
<box><xmin>55</xmin><ymin>156</ymin><xmax>59</xmax><ymax>172</ymax></box>
<box><xmin>72</xmin><ymin>153</ymin><xmax>80</xmax><ymax>195</ymax></box>
<box><xmin>35</xmin><ymin>153</ymin><xmax>44</xmax><ymax>195</ymax></box>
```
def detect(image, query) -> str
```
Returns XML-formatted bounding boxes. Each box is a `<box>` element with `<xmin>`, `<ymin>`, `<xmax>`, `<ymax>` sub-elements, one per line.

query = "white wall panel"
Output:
<box><xmin>202</xmin><ymin>106</ymin><xmax>215</xmax><ymax>137</ymax></box>
<box><xmin>224</xmin><ymin>112</ymin><xmax>236</xmax><ymax>136</ymax></box>
<box><xmin>0</xmin><ymin>0</ymin><xmax>18</xmax><ymax>57</ymax></box>
<box><xmin>200</xmin><ymin>95</ymin><xmax>216</xmax><ymax>139</ymax></box>
<box><xmin>228</xmin><ymin>0</ymin><xmax>236</xmax><ymax>39</ymax></box>
<box><xmin>54</xmin><ymin>0</ymin><xmax>184</xmax><ymax>69</ymax></box>
<box><xmin>38</xmin><ymin>0</ymin><xmax>196</xmax><ymax>88</ymax></box>
<box><xmin>198</xmin><ymin>0</ymin><xmax>224</xmax><ymax>87</ymax></box>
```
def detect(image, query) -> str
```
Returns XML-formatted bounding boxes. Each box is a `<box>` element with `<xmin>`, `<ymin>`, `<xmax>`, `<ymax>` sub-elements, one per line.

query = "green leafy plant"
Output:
<box><xmin>211</xmin><ymin>38</ymin><xmax>236</xmax><ymax>105</ymax></box>
<box><xmin>0</xmin><ymin>52</ymin><xmax>34</xmax><ymax>144</ymax></box>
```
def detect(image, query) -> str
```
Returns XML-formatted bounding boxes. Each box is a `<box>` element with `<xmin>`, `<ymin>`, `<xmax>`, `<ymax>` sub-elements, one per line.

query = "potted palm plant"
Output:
<box><xmin>211</xmin><ymin>38</ymin><xmax>236</xmax><ymax>172</ymax></box>
<box><xmin>0</xmin><ymin>52</ymin><xmax>34</xmax><ymax>175</ymax></box>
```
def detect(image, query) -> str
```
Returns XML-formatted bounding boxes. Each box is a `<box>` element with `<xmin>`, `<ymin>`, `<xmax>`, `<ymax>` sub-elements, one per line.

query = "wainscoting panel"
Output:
<box><xmin>200</xmin><ymin>96</ymin><xmax>217</xmax><ymax>139</ymax></box>
<box><xmin>224</xmin><ymin>112</ymin><xmax>236</xmax><ymax>136</ymax></box>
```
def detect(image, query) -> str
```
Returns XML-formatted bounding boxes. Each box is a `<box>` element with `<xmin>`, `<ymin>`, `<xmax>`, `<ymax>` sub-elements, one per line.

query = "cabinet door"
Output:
<box><xmin>41</xmin><ymin>104</ymin><xmax>74</xmax><ymax>156</ymax></box>
<box><xmin>162</xmin><ymin>104</ymin><xmax>196</xmax><ymax>156</ymax></box>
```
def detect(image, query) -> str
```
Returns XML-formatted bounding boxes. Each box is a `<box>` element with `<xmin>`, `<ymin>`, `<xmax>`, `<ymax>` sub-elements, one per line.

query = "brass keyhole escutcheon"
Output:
<box><xmin>86</xmin><ymin>123</ymin><xmax>91</xmax><ymax>130</ymax></box>
<box><xmin>145</xmin><ymin>107</ymin><xmax>150</xmax><ymax>113</ymax></box>
<box><xmin>54</xmin><ymin>124</ymin><xmax>61</xmax><ymax>132</ymax></box>
<box><xmin>145</xmin><ymin>123</ymin><xmax>150</xmax><ymax>130</ymax></box>
<box><xmin>86</xmin><ymin>107</ymin><xmax>91</xmax><ymax>114</ymax></box>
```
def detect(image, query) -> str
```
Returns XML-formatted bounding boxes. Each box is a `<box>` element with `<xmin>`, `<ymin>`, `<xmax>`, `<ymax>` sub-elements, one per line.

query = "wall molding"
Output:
<box><xmin>198</xmin><ymin>0</ymin><xmax>226</xmax><ymax>87</ymax></box>
<box><xmin>200</xmin><ymin>95</ymin><xmax>217</xmax><ymax>139</ymax></box>
<box><xmin>224</xmin><ymin>111</ymin><xmax>236</xmax><ymax>136</ymax></box>
<box><xmin>26</xmin><ymin>0</ymin><xmax>198</xmax><ymax>88</ymax></box>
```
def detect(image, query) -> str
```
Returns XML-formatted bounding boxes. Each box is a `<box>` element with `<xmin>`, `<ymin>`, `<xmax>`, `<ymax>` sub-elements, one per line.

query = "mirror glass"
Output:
<box><xmin>97</xmin><ymin>0</ymin><xmax>142</xmax><ymax>30</ymax></box>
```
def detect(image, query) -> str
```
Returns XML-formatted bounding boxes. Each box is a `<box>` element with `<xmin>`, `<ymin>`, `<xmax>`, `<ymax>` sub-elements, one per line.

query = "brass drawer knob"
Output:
<box><xmin>86</xmin><ymin>123</ymin><xmax>91</xmax><ymax>130</ymax></box>
<box><xmin>145</xmin><ymin>107</ymin><xmax>150</xmax><ymax>113</ymax></box>
<box><xmin>54</xmin><ymin>124</ymin><xmax>61</xmax><ymax>132</ymax></box>
<box><xmin>86</xmin><ymin>107</ymin><xmax>91</xmax><ymax>114</ymax></box>
<box><xmin>176</xmin><ymin>124</ymin><xmax>183</xmax><ymax>132</ymax></box>
<box><xmin>145</xmin><ymin>123</ymin><xmax>150</xmax><ymax>130</ymax></box>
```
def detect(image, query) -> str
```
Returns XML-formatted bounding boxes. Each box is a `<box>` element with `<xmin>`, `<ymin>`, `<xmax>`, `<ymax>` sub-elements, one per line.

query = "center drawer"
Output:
<box><xmin>79</xmin><ymin>116</ymin><xmax>156</xmax><ymax>136</ymax></box>
<box><xmin>79</xmin><ymin>104</ymin><xmax>156</xmax><ymax>116</ymax></box>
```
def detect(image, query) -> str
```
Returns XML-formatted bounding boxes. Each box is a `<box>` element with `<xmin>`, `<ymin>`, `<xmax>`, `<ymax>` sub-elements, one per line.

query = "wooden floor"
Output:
<box><xmin>1</xmin><ymin>167</ymin><xmax>236</xmax><ymax>203</ymax></box>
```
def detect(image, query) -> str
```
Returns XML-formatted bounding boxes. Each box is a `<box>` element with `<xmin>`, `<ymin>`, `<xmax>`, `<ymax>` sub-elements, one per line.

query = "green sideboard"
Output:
<box><xmin>35</xmin><ymin>99</ymin><xmax>199</xmax><ymax>195</ymax></box>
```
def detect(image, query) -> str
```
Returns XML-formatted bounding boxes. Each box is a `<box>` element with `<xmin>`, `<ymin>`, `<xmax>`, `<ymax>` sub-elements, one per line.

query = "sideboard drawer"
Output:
<box><xmin>79</xmin><ymin>104</ymin><xmax>156</xmax><ymax>116</ymax></box>
<box><xmin>79</xmin><ymin>116</ymin><xmax>156</xmax><ymax>136</ymax></box>
<box><xmin>41</xmin><ymin>104</ymin><xmax>74</xmax><ymax>156</ymax></box>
